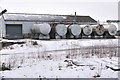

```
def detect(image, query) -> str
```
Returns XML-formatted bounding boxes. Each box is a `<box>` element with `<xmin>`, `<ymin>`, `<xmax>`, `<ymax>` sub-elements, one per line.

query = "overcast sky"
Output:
<box><xmin>0</xmin><ymin>0</ymin><xmax>119</xmax><ymax>21</ymax></box>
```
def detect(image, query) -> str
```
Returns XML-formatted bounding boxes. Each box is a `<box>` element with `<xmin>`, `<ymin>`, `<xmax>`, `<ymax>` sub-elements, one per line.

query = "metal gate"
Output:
<box><xmin>6</xmin><ymin>24</ymin><xmax>23</xmax><ymax>39</ymax></box>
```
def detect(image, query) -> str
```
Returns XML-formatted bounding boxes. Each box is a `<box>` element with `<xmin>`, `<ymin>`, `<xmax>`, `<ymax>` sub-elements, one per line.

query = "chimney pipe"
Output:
<box><xmin>75</xmin><ymin>12</ymin><xmax>76</xmax><ymax>20</ymax></box>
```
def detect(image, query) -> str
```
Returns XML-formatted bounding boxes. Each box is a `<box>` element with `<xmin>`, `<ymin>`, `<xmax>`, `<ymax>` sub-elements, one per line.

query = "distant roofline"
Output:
<box><xmin>4</xmin><ymin>12</ymin><xmax>91</xmax><ymax>17</ymax></box>
<box><xmin>4</xmin><ymin>19</ymin><xmax>96</xmax><ymax>22</ymax></box>
<box><xmin>3</xmin><ymin>12</ymin><xmax>97</xmax><ymax>23</ymax></box>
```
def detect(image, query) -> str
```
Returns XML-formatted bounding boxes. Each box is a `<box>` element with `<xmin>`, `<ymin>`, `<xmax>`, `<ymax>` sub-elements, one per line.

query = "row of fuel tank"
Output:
<box><xmin>30</xmin><ymin>23</ymin><xmax>117</xmax><ymax>39</ymax></box>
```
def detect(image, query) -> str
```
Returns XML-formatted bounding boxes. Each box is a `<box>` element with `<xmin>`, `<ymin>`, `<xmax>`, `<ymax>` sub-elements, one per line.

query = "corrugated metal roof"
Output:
<box><xmin>65</xmin><ymin>16</ymin><xmax>97</xmax><ymax>22</ymax></box>
<box><xmin>3</xmin><ymin>13</ymin><xmax>97</xmax><ymax>23</ymax></box>
<box><xmin>3</xmin><ymin>13</ymin><xmax>66</xmax><ymax>21</ymax></box>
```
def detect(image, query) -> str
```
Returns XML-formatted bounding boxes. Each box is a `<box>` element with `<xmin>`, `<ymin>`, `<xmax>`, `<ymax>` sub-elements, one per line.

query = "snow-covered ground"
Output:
<box><xmin>0</xmin><ymin>39</ymin><xmax>118</xmax><ymax>54</ymax></box>
<box><xmin>0</xmin><ymin>39</ymin><xmax>119</xmax><ymax>78</ymax></box>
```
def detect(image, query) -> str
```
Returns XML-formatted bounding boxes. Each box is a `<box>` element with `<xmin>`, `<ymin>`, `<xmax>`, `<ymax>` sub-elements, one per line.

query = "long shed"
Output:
<box><xmin>0</xmin><ymin>13</ymin><xmax>97</xmax><ymax>39</ymax></box>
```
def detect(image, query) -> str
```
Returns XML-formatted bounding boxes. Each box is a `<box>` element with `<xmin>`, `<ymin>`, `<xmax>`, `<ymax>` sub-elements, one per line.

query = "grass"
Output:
<box><xmin>0</xmin><ymin>44</ymin><xmax>118</xmax><ymax>72</ymax></box>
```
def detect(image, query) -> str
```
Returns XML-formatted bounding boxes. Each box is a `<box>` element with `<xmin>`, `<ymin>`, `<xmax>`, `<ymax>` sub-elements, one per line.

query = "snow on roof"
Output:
<box><xmin>3</xmin><ymin>13</ymin><xmax>67</xmax><ymax>21</ymax></box>
<box><xmin>3</xmin><ymin>13</ymin><xmax>97</xmax><ymax>23</ymax></box>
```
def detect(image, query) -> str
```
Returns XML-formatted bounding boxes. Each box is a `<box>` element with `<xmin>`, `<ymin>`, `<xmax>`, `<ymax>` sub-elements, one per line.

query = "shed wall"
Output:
<box><xmin>5</xmin><ymin>21</ymin><xmax>36</xmax><ymax>38</ymax></box>
<box><xmin>0</xmin><ymin>16</ymin><xmax>6</xmax><ymax>38</ymax></box>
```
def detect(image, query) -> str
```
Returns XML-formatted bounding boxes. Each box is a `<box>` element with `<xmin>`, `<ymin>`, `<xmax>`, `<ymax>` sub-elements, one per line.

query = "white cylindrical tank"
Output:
<box><xmin>31</xmin><ymin>23</ymin><xmax>51</xmax><ymax>35</ymax></box>
<box><xmin>83</xmin><ymin>25</ymin><xmax>92</xmax><ymax>35</ymax></box>
<box><xmin>108</xmin><ymin>24</ymin><xmax>117</xmax><ymax>36</ymax></box>
<box><xmin>95</xmin><ymin>24</ymin><xmax>104</xmax><ymax>35</ymax></box>
<box><xmin>102</xmin><ymin>24</ymin><xmax>117</xmax><ymax>36</ymax></box>
<box><xmin>56</xmin><ymin>24</ymin><xmax>67</xmax><ymax>36</ymax></box>
<box><xmin>31</xmin><ymin>24</ymin><xmax>39</xmax><ymax>33</ymax></box>
<box><xmin>69</xmin><ymin>24</ymin><xmax>81</xmax><ymax>36</ymax></box>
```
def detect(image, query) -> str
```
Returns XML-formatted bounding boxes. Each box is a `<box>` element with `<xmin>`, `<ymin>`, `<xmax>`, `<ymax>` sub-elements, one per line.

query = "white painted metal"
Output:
<box><xmin>56</xmin><ymin>24</ymin><xmax>67</xmax><ymax>36</ymax></box>
<box><xmin>83</xmin><ymin>25</ymin><xmax>92</xmax><ymax>35</ymax></box>
<box><xmin>108</xmin><ymin>24</ymin><xmax>117</xmax><ymax>36</ymax></box>
<box><xmin>32</xmin><ymin>23</ymin><xmax>51</xmax><ymax>35</ymax></box>
<box><xmin>69</xmin><ymin>24</ymin><xmax>81</xmax><ymax>36</ymax></box>
<box><xmin>40</xmin><ymin>23</ymin><xmax>51</xmax><ymax>35</ymax></box>
<box><xmin>102</xmin><ymin>24</ymin><xmax>117</xmax><ymax>36</ymax></box>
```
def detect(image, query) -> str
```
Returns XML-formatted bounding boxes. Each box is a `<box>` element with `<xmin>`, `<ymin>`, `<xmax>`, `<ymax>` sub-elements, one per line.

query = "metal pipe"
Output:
<box><xmin>0</xmin><ymin>7</ymin><xmax>7</xmax><ymax>40</ymax></box>
<box><xmin>75</xmin><ymin>12</ymin><xmax>76</xmax><ymax>21</ymax></box>
<box><xmin>0</xmin><ymin>7</ymin><xmax>3</xmax><ymax>40</ymax></box>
